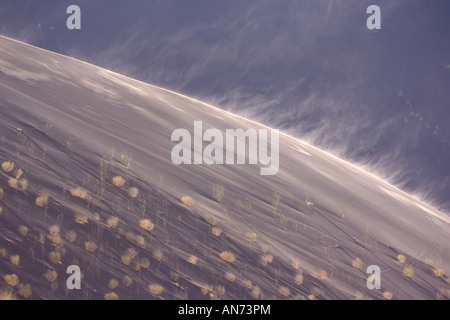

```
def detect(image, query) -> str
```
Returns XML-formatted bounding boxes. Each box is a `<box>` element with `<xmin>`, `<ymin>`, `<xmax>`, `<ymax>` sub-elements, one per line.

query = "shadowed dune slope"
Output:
<box><xmin>0</xmin><ymin>36</ymin><xmax>448</xmax><ymax>300</ymax></box>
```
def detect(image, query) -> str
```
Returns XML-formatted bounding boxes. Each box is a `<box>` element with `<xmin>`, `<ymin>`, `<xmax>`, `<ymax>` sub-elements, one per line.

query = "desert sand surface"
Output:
<box><xmin>0</xmin><ymin>36</ymin><xmax>448</xmax><ymax>300</ymax></box>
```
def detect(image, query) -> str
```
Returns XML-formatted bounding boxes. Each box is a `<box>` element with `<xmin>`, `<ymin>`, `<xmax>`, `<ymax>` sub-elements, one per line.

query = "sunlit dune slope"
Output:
<box><xmin>0</xmin><ymin>36</ymin><xmax>448</xmax><ymax>300</ymax></box>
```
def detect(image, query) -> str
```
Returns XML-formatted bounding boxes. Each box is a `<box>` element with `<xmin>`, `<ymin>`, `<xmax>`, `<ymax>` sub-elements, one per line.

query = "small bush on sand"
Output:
<box><xmin>0</xmin><ymin>248</ymin><xmax>6</xmax><ymax>258</ymax></box>
<box><xmin>71</xmin><ymin>187</ymin><xmax>87</xmax><ymax>200</ymax></box>
<box><xmin>122</xmin><ymin>275</ymin><xmax>133</xmax><ymax>287</ymax></box>
<box><xmin>10</xmin><ymin>255</ymin><xmax>20</xmax><ymax>266</ymax></box>
<box><xmin>128</xmin><ymin>187</ymin><xmax>139</xmax><ymax>198</ymax></box>
<box><xmin>148</xmin><ymin>284</ymin><xmax>164</xmax><ymax>296</ymax></box>
<box><xmin>245</xmin><ymin>232</ymin><xmax>257</xmax><ymax>242</ymax></box>
<box><xmin>279</xmin><ymin>286</ymin><xmax>290</xmax><ymax>297</ymax></box>
<box><xmin>49</xmin><ymin>251</ymin><xmax>61</xmax><ymax>264</ymax></box>
<box><xmin>205</xmin><ymin>214</ymin><xmax>216</xmax><ymax>226</ymax></box>
<box><xmin>211</xmin><ymin>227</ymin><xmax>222</xmax><ymax>237</ymax></box>
<box><xmin>259</xmin><ymin>254</ymin><xmax>273</xmax><ymax>267</ymax></box>
<box><xmin>153</xmin><ymin>249</ymin><xmax>163</xmax><ymax>261</ymax></box>
<box><xmin>65</xmin><ymin>230</ymin><xmax>77</xmax><ymax>243</ymax></box>
<box><xmin>4</xmin><ymin>274</ymin><xmax>19</xmax><ymax>287</ymax></box>
<box><xmin>139</xmin><ymin>219</ymin><xmax>154</xmax><ymax>232</ymax></box>
<box><xmin>74</xmin><ymin>214</ymin><xmax>88</xmax><ymax>225</ymax></box>
<box><xmin>224</xmin><ymin>272</ymin><xmax>236</xmax><ymax>283</ymax></box>
<box><xmin>187</xmin><ymin>255</ymin><xmax>198</xmax><ymax>265</ymax></box>
<box><xmin>219</xmin><ymin>251</ymin><xmax>235</xmax><ymax>263</ymax></box>
<box><xmin>181</xmin><ymin>196</ymin><xmax>194</xmax><ymax>207</ymax></box>
<box><xmin>212</xmin><ymin>184</ymin><xmax>225</xmax><ymax>202</ymax></box>
<box><xmin>14</xmin><ymin>169</ymin><xmax>23</xmax><ymax>179</ymax></box>
<box><xmin>403</xmin><ymin>266</ymin><xmax>414</xmax><ymax>278</ymax></box>
<box><xmin>433</xmin><ymin>268</ymin><xmax>445</xmax><ymax>277</ymax></box>
<box><xmin>0</xmin><ymin>289</ymin><xmax>16</xmax><ymax>300</ymax></box>
<box><xmin>19</xmin><ymin>179</ymin><xmax>27</xmax><ymax>190</ymax></box>
<box><xmin>108</xmin><ymin>279</ymin><xmax>119</xmax><ymax>290</ymax></box>
<box><xmin>85</xmin><ymin>241</ymin><xmax>98</xmax><ymax>253</ymax></box>
<box><xmin>112</xmin><ymin>176</ymin><xmax>125</xmax><ymax>187</ymax></box>
<box><xmin>106</xmin><ymin>217</ymin><xmax>119</xmax><ymax>229</ymax></box>
<box><xmin>251</xmin><ymin>286</ymin><xmax>261</xmax><ymax>299</ymax></box>
<box><xmin>294</xmin><ymin>272</ymin><xmax>304</xmax><ymax>285</ymax></box>
<box><xmin>43</xmin><ymin>270</ymin><xmax>57</xmax><ymax>283</ymax></box>
<box><xmin>397</xmin><ymin>254</ymin><xmax>406</xmax><ymax>264</ymax></box>
<box><xmin>17</xmin><ymin>284</ymin><xmax>32</xmax><ymax>299</ymax></box>
<box><xmin>8</xmin><ymin>178</ymin><xmax>18</xmax><ymax>189</ymax></box>
<box><xmin>291</xmin><ymin>260</ymin><xmax>300</xmax><ymax>270</ymax></box>
<box><xmin>1</xmin><ymin>161</ymin><xmax>14</xmax><ymax>173</ymax></box>
<box><xmin>241</xmin><ymin>280</ymin><xmax>252</xmax><ymax>290</ymax></box>
<box><xmin>35</xmin><ymin>193</ymin><xmax>49</xmax><ymax>207</ymax></box>
<box><xmin>18</xmin><ymin>225</ymin><xmax>28</xmax><ymax>237</ymax></box>
<box><xmin>0</xmin><ymin>188</ymin><xmax>4</xmax><ymax>200</ymax></box>
<box><xmin>382</xmin><ymin>292</ymin><xmax>393</xmax><ymax>300</ymax></box>
<box><xmin>352</xmin><ymin>258</ymin><xmax>363</xmax><ymax>270</ymax></box>
<box><xmin>105</xmin><ymin>292</ymin><xmax>119</xmax><ymax>300</ymax></box>
<box><xmin>0</xmin><ymin>207</ymin><xmax>3</xmax><ymax>216</ymax></box>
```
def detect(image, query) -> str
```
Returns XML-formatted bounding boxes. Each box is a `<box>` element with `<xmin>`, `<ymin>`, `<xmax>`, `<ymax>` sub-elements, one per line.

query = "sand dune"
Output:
<box><xmin>0</xmin><ymin>36</ymin><xmax>448</xmax><ymax>300</ymax></box>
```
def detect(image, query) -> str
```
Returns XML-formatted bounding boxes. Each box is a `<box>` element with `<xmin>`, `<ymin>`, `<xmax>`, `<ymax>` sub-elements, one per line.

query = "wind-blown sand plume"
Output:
<box><xmin>0</xmin><ymin>35</ymin><xmax>449</xmax><ymax>300</ymax></box>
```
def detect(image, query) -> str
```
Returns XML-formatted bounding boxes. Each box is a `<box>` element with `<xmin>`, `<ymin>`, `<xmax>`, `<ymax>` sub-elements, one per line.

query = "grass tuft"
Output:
<box><xmin>351</xmin><ymin>258</ymin><xmax>362</xmax><ymax>270</ymax></box>
<box><xmin>433</xmin><ymin>268</ymin><xmax>445</xmax><ymax>277</ymax></box>
<box><xmin>279</xmin><ymin>286</ymin><xmax>290</xmax><ymax>297</ymax></box>
<box><xmin>10</xmin><ymin>255</ymin><xmax>20</xmax><ymax>266</ymax></box>
<box><xmin>8</xmin><ymin>178</ymin><xmax>18</xmax><ymax>189</ymax></box>
<box><xmin>211</xmin><ymin>227</ymin><xmax>222</xmax><ymax>237</ymax></box>
<box><xmin>112</xmin><ymin>176</ymin><xmax>125</xmax><ymax>187</ymax></box>
<box><xmin>224</xmin><ymin>272</ymin><xmax>236</xmax><ymax>283</ymax></box>
<box><xmin>3</xmin><ymin>274</ymin><xmax>19</xmax><ymax>287</ymax></box>
<box><xmin>181</xmin><ymin>196</ymin><xmax>194</xmax><ymax>207</ymax></box>
<box><xmin>48</xmin><ymin>251</ymin><xmax>61</xmax><ymax>264</ymax></box>
<box><xmin>139</xmin><ymin>219</ymin><xmax>154</xmax><ymax>232</ymax></box>
<box><xmin>205</xmin><ymin>214</ymin><xmax>216</xmax><ymax>226</ymax></box>
<box><xmin>106</xmin><ymin>217</ymin><xmax>119</xmax><ymax>229</ymax></box>
<box><xmin>85</xmin><ymin>241</ymin><xmax>98</xmax><ymax>253</ymax></box>
<box><xmin>148</xmin><ymin>284</ymin><xmax>164</xmax><ymax>296</ymax></box>
<box><xmin>403</xmin><ymin>266</ymin><xmax>414</xmax><ymax>278</ymax></box>
<box><xmin>187</xmin><ymin>255</ymin><xmax>198</xmax><ymax>265</ymax></box>
<box><xmin>245</xmin><ymin>232</ymin><xmax>257</xmax><ymax>242</ymax></box>
<box><xmin>17</xmin><ymin>284</ymin><xmax>32</xmax><ymax>299</ymax></box>
<box><xmin>35</xmin><ymin>193</ymin><xmax>49</xmax><ymax>207</ymax></box>
<box><xmin>104</xmin><ymin>292</ymin><xmax>119</xmax><ymax>300</ymax></box>
<box><xmin>128</xmin><ymin>187</ymin><xmax>139</xmax><ymax>198</ymax></box>
<box><xmin>1</xmin><ymin>161</ymin><xmax>14</xmax><ymax>173</ymax></box>
<box><xmin>219</xmin><ymin>251</ymin><xmax>235</xmax><ymax>263</ymax></box>
<box><xmin>71</xmin><ymin>187</ymin><xmax>87</xmax><ymax>200</ymax></box>
<box><xmin>294</xmin><ymin>272</ymin><xmax>304</xmax><ymax>285</ymax></box>
<box><xmin>397</xmin><ymin>254</ymin><xmax>406</xmax><ymax>264</ymax></box>
<box><xmin>382</xmin><ymin>292</ymin><xmax>393</xmax><ymax>300</ymax></box>
<box><xmin>108</xmin><ymin>279</ymin><xmax>119</xmax><ymax>290</ymax></box>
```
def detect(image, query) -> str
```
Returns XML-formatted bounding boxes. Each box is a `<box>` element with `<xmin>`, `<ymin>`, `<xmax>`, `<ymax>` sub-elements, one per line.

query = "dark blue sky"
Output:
<box><xmin>1</xmin><ymin>0</ymin><xmax>449</xmax><ymax>212</ymax></box>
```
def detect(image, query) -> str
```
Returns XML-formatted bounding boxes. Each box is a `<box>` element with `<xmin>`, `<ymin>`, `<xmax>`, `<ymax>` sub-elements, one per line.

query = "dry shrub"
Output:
<box><xmin>14</xmin><ymin>169</ymin><xmax>23</xmax><ymax>179</ymax></box>
<box><xmin>71</xmin><ymin>187</ymin><xmax>87</xmax><ymax>200</ymax></box>
<box><xmin>35</xmin><ymin>193</ymin><xmax>49</xmax><ymax>207</ymax></box>
<box><xmin>211</xmin><ymin>227</ymin><xmax>222</xmax><ymax>237</ymax></box>
<box><xmin>313</xmin><ymin>269</ymin><xmax>327</xmax><ymax>280</ymax></box>
<box><xmin>308</xmin><ymin>294</ymin><xmax>316</xmax><ymax>300</ymax></box>
<box><xmin>44</xmin><ymin>270</ymin><xmax>57</xmax><ymax>283</ymax></box>
<box><xmin>134</xmin><ymin>235</ymin><xmax>145</xmax><ymax>247</ymax></box>
<box><xmin>148</xmin><ymin>284</ymin><xmax>164</xmax><ymax>296</ymax></box>
<box><xmin>4</xmin><ymin>274</ymin><xmax>19</xmax><ymax>287</ymax></box>
<box><xmin>106</xmin><ymin>217</ymin><xmax>119</xmax><ymax>229</ymax></box>
<box><xmin>65</xmin><ymin>230</ymin><xmax>77</xmax><ymax>243</ymax></box>
<box><xmin>187</xmin><ymin>255</ymin><xmax>198</xmax><ymax>265</ymax></box>
<box><xmin>153</xmin><ymin>249</ymin><xmax>163</xmax><ymax>262</ymax></box>
<box><xmin>397</xmin><ymin>254</ymin><xmax>406</xmax><ymax>264</ymax></box>
<box><xmin>122</xmin><ymin>275</ymin><xmax>133</xmax><ymax>287</ymax></box>
<box><xmin>10</xmin><ymin>255</ymin><xmax>20</xmax><ymax>266</ymax></box>
<box><xmin>382</xmin><ymin>292</ymin><xmax>393</xmax><ymax>300</ymax></box>
<box><xmin>294</xmin><ymin>272</ymin><xmax>304</xmax><ymax>285</ymax></box>
<box><xmin>121</xmin><ymin>248</ymin><xmax>138</xmax><ymax>266</ymax></box>
<box><xmin>352</xmin><ymin>258</ymin><xmax>363</xmax><ymax>270</ymax></box>
<box><xmin>19</xmin><ymin>179</ymin><xmax>27</xmax><ymax>190</ymax></box>
<box><xmin>17</xmin><ymin>284</ymin><xmax>32</xmax><ymax>299</ymax></box>
<box><xmin>259</xmin><ymin>254</ymin><xmax>273</xmax><ymax>266</ymax></box>
<box><xmin>105</xmin><ymin>292</ymin><xmax>119</xmax><ymax>300</ymax></box>
<box><xmin>112</xmin><ymin>176</ymin><xmax>125</xmax><ymax>187</ymax></box>
<box><xmin>139</xmin><ymin>258</ymin><xmax>150</xmax><ymax>269</ymax></box>
<box><xmin>0</xmin><ymin>248</ymin><xmax>6</xmax><ymax>258</ymax></box>
<box><xmin>219</xmin><ymin>251</ymin><xmax>235</xmax><ymax>263</ymax></box>
<box><xmin>245</xmin><ymin>232</ymin><xmax>257</xmax><ymax>242</ymax></box>
<box><xmin>0</xmin><ymin>289</ymin><xmax>16</xmax><ymax>300</ymax></box>
<box><xmin>8</xmin><ymin>178</ymin><xmax>18</xmax><ymax>189</ymax></box>
<box><xmin>47</xmin><ymin>234</ymin><xmax>64</xmax><ymax>248</ymax></box>
<box><xmin>139</xmin><ymin>219</ymin><xmax>154</xmax><ymax>232</ymax></box>
<box><xmin>181</xmin><ymin>196</ymin><xmax>194</xmax><ymax>207</ymax></box>
<box><xmin>241</xmin><ymin>280</ymin><xmax>252</xmax><ymax>290</ymax></box>
<box><xmin>85</xmin><ymin>241</ymin><xmax>98</xmax><ymax>253</ymax></box>
<box><xmin>251</xmin><ymin>286</ymin><xmax>261</xmax><ymax>299</ymax></box>
<box><xmin>108</xmin><ymin>279</ymin><xmax>119</xmax><ymax>290</ymax></box>
<box><xmin>403</xmin><ymin>266</ymin><xmax>414</xmax><ymax>278</ymax></box>
<box><xmin>224</xmin><ymin>272</ymin><xmax>236</xmax><ymax>283</ymax></box>
<box><xmin>291</xmin><ymin>260</ymin><xmax>300</xmax><ymax>270</ymax></box>
<box><xmin>48</xmin><ymin>225</ymin><xmax>60</xmax><ymax>236</ymax></box>
<box><xmin>433</xmin><ymin>268</ymin><xmax>445</xmax><ymax>277</ymax></box>
<box><xmin>74</xmin><ymin>214</ymin><xmax>88</xmax><ymax>225</ymax></box>
<box><xmin>1</xmin><ymin>161</ymin><xmax>14</xmax><ymax>173</ymax></box>
<box><xmin>279</xmin><ymin>286</ymin><xmax>290</xmax><ymax>297</ymax></box>
<box><xmin>204</xmin><ymin>214</ymin><xmax>216</xmax><ymax>226</ymax></box>
<box><xmin>212</xmin><ymin>184</ymin><xmax>225</xmax><ymax>202</ymax></box>
<box><xmin>18</xmin><ymin>225</ymin><xmax>28</xmax><ymax>237</ymax></box>
<box><xmin>49</xmin><ymin>251</ymin><xmax>61</xmax><ymax>264</ymax></box>
<box><xmin>425</xmin><ymin>259</ymin><xmax>436</xmax><ymax>268</ymax></box>
<box><xmin>0</xmin><ymin>188</ymin><xmax>3</xmax><ymax>200</ymax></box>
<box><xmin>201</xmin><ymin>284</ymin><xmax>213</xmax><ymax>296</ymax></box>
<box><xmin>0</xmin><ymin>207</ymin><xmax>3</xmax><ymax>216</ymax></box>
<box><xmin>128</xmin><ymin>187</ymin><xmax>139</xmax><ymax>198</ymax></box>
